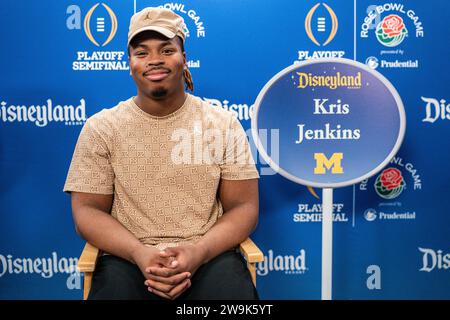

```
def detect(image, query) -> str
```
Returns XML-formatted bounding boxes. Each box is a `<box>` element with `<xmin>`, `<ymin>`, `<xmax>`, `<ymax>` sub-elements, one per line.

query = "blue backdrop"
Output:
<box><xmin>1</xmin><ymin>0</ymin><xmax>448</xmax><ymax>299</ymax></box>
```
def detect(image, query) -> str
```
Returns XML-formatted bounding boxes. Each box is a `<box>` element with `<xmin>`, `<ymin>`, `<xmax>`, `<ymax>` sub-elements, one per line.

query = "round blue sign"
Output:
<box><xmin>252</xmin><ymin>58</ymin><xmax>406</xmax><ymax>188</ymax></box>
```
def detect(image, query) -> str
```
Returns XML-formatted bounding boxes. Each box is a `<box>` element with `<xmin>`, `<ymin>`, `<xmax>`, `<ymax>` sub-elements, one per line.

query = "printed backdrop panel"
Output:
<box><xmin>0</xmin><ymin>0</ymin><xmax>448</xmax><ymax>299</ymax></box>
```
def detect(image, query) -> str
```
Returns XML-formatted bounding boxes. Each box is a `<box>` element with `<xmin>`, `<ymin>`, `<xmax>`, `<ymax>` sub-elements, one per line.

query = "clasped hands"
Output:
<box><xmin>134</xmin><ymin>243</ymin><xmax>207</xmax><ymax>300</ymax></box>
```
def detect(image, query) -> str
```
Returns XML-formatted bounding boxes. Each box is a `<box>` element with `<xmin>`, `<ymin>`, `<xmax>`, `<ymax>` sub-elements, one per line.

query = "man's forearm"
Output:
<box><xmin>74</xmin><ymin>205</ymin><xmax>144</xmax><ymax>264</ymax></box>
<box><xmin>195</xmin><ymin>202</ymin><xmax>258</xmax><ymax>264</ymax></box>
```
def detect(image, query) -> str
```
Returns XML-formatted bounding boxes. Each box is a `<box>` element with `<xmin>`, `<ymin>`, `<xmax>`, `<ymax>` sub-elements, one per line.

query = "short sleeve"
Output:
<box><xmin>63</xmin><ymin>118</ymin><xmax>114</xmax><ymax>194</ymax></box>
<box><xmin>220</xmin><ymin>116</ymin><xmax>260</xmax><ymax>180</ymax></box>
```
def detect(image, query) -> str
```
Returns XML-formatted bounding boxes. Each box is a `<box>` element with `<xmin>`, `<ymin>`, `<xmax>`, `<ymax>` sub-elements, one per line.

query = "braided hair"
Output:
<box><xmin>179</xmin><ymin>37</ymin><xmax>194</xmax><ymax>92</ymax></box>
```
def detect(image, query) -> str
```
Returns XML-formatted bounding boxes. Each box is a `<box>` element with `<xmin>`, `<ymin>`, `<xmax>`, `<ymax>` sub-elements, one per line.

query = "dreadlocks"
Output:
<box><xmin>179</xmin><ymin>38</ymin><xmax>194</xmax><ymax>92</ymax></box>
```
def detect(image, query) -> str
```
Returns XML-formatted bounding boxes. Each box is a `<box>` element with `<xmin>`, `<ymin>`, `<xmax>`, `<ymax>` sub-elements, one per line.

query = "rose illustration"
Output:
<box><xmin>374</xmin><ymin>167</ymin><xmax>406</xmax><ymax>199</ymax></box>
<box><xmin>381</xmin><ymin>15</ymin><xmax>406</xmax><ymax>37</ymax></box>
<box><xmin>375</xmin><ymin>14</ymin><xmax>408</xmax><ymax>47</ymax></box>
<box><xmin>380</xmin><ymin>168</ymin><xmax>404</xmax><ymax>190</ymax></box>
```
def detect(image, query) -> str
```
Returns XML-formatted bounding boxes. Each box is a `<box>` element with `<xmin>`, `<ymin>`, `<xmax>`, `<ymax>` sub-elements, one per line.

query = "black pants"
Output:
<box><xmin>88</xmin><ymin>250</ymin><xmax>259</xmax><ymax>300</ymax></box>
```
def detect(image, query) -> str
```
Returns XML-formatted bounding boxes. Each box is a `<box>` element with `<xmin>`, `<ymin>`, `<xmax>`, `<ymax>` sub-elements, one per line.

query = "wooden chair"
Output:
<box><xmin>77</xmin><ymin>238</ymin><xmax>264</xmax><ymax>300</ymax></box>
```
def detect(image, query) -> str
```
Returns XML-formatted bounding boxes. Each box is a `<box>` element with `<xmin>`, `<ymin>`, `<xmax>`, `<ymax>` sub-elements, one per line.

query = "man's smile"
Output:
<box><xmin>144</xmin><ymin>68</ymin><xmax>171</xmax><ymax>81</ymax></box>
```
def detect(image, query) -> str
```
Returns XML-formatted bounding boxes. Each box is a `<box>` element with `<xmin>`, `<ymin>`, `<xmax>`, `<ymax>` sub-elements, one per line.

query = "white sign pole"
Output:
<box><xmin>321</xmin><ymin>187</ymin><xmax>333</xmax><ymax>300</ymax></box>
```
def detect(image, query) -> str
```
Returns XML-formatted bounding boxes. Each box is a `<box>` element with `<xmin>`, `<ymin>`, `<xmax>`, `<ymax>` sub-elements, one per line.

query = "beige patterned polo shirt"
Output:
<box><xmin>63</xmin><ymin>94</ymin><xmax>259</xmax><ymax>249</ymax></box>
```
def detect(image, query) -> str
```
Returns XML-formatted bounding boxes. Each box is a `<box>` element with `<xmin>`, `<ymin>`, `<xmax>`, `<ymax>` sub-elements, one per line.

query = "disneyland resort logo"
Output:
<box><xmin>421</xmin><ymin>96</ymin><xmax>450</xmax><ymax>124</ymax></box>
<box><xmin>66</xmin><ymin>3</ymin><xmax>128</xmax><ymax>71</ymax></box>
<box><xmin>257</xmin><ymin>249</ymin><xmax>307</xmax><ymax>276</ymax></box>
<box><xmin>419</xmin><ymin>247</ymin><xmax>450</xmax><ymax>272</ymax></box>
<box><xmin>295</xmin><ymin>71</ymin><xmax>362</xmax><ymax>90</ymax></box>
<box><xmin>361</xmin><ymin>3</ymin><xmax>424</xmax><ymax>70</ymax></box>
<box><xmin>296</xmin><ymin>3</ymin><xmax>345</xmax><ymax>62</ymax></box>
<box><xmin>203</xmin><ymin>97</ymin><xmax>254</xmax><ymax>122</ymax></box>
<box><xmin>0</xmin><ymin>252</ymin><xmax>81</xmax><ymax>290</ymax></box>
<box><xmin>0</xmin><ymin>99</ymin><xmax>86</xmax><ymax>127</ymax></box>
<box><xmin>360</xmin><ymin>156</ymin><xmax>422</xmax><ymax>222</ymax></box>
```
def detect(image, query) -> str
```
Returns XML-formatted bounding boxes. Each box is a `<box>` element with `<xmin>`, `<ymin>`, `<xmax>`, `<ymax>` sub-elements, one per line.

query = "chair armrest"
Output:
<box><xmin>239</xmin><ymin>238</ymin><xmax>264</xmax><ymax>263</ymax></box>
<box><xmin>77</xmin><ymin>242</ymin><xmax>100</xmax><ymax>273</ymax></box>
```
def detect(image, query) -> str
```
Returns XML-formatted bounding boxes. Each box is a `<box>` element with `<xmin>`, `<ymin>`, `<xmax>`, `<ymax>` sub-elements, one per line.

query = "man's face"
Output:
<box><xmin>128</xmin><ymin>32</ymin><xmax>186</xmax><ymax>99</ymax></box>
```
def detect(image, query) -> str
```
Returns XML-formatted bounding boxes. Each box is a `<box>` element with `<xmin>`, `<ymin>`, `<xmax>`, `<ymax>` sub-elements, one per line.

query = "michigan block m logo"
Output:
<box><xmin>314</xmin><ymin>153</ymin><xmax>343</xmax><ymax>174</ymax></box>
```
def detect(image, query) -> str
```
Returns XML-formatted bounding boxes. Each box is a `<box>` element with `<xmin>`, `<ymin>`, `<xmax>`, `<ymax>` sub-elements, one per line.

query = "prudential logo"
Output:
<box><xmin>364</xmin><ymin>208</ymin><xmax>377</xmax><ymax>221</ymax></box>
<box><xmin>365</xmin><ymin>56</ymin><xmax>379</xmax><ymax>69</ymax></box>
